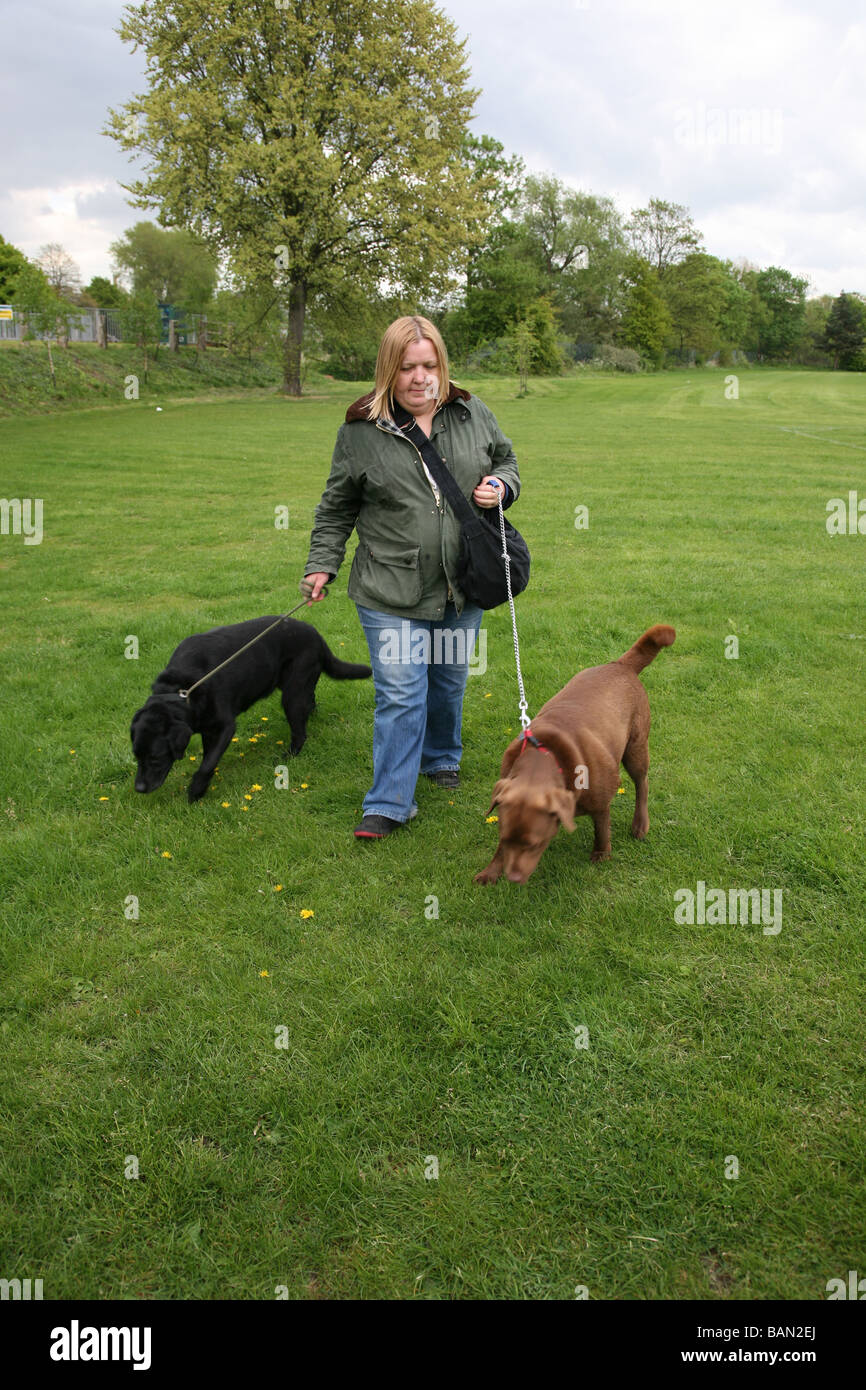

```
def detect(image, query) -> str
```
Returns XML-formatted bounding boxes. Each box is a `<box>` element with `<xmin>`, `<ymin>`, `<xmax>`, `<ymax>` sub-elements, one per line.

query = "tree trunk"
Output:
<box><xmin>282</xmin><ymin>281</ymin><xmax>306</xmax><ymax>395</ymax></box>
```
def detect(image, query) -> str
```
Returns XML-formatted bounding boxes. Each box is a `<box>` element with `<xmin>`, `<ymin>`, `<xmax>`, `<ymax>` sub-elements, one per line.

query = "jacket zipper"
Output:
<box><xmin>375</xmin><ymin>418</ymin><xmax>454</xmax><ymax>602</ymax></box>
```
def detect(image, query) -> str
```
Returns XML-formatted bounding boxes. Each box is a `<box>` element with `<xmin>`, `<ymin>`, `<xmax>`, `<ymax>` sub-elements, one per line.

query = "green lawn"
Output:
<box><xmin>0</xmin><ymin>369</ymin><xmax>863</xmax><ymax>1299</ymax></box>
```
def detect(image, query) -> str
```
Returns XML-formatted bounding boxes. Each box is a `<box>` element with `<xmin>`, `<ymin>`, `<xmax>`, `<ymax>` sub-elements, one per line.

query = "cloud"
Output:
<box><xmin>0</xmin><ymin>0</ymin><xmax>862</xmax><ymax>295</ymax></box>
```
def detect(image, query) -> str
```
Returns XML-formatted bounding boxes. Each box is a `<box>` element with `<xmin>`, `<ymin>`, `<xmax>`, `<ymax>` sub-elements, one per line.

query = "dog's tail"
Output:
<box><xmin>617</xmin><ymin>624</ymin><xmax>676</xmax><ymax>674</ymax></box>
<box><xmin>320</xmin><ymin>637</ymin><xmax>372</xmax><ymax>681</ymax></box>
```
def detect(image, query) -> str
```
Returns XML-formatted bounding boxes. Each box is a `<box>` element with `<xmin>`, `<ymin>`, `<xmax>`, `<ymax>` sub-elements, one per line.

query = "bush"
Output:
<box><xmin>599</xmin><ymin>344</ymin><xmax>641</xmax><ymax>372</ymax></box>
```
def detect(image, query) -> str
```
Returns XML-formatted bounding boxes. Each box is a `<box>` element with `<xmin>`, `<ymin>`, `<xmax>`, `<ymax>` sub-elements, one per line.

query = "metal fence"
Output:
<box><xmin>0</xmin><ymin>306</ymin><xmax>229</xmax><ymax>347</ymax></box>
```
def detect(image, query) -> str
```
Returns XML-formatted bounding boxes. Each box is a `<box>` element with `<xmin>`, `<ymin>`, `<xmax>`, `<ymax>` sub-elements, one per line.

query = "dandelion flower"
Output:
<box><xmin>221</xmin><ymin>801</ymin><xmax>230</xmax><ymax>808</ymax></box>
<box><xmin>274</xmin><ymin>885</ymin><xmax>283</xmax><ymax>892</ymax></box>
<box><xmin>260</xmin><ymin>970</ymin><xmax>269</xmax><ymax>977</ymax></box>
<box><xmin>161</xmin><ymin>851</ymin><xmax>173</xmax><ymax>858</ymax></box>
<box><xmin>98</xmin><ymin>796</ymin><xmax>109</xmax><ymax>802</ymax></box>
<box><xmin>300</xmin><ymin>782</ymin><xmax>309</xmax><ymax>789</ymax></box>
<box><xmin>244</xmin><ymin>794</ymin><xmax>252</xmax><ymax>801</ymax></box>
<box><xmin>251</xmin><ymin>784</ymin><xmax>263</xmax><ymax>792</ymax></box>
<box><xmin>261</xmin><ymin>716</ymin><xmax>268</xmax><ymax>722</ymax></box>
<box><xmin>617</xmin><ymin>787</ymin><xmax>625</xmax><ymax>795</ymax></box>
<box><xmin>300</xmin><ymin>908</ymin><xmax>314</xmax><ymax>919</ymax></box>
<box><xmin>486</xmin><ymin>815</ymin><xmax>498</xmax><ymax>824</ymax></box>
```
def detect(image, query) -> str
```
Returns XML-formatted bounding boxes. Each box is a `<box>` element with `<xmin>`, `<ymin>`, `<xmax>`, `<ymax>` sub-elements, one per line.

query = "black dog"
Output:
<box><xmin>131</xmin><ymin>616</ymin><xmax>372</xmax><ymax>800</ymax></box>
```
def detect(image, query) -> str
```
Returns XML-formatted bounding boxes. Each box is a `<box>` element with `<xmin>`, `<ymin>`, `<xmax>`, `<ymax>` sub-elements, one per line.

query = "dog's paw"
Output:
<box><xmin>630</xmin><ymin>816</ymin><xmax>649</xmax><ymax>839</ymax></box>
<box><xmin>590</xmin><ymin>848</ymin><xmax>611</xmax><ymax>863</ymax></box>
<box><xmin>187</xmin><ymin>779</ymin><xmax>209</xmax><ymax>802</ymax></box>
<box><xmin>474</xmin><ymin>866</ymin><xmax>502</xmax><ymax>884</ymax></box>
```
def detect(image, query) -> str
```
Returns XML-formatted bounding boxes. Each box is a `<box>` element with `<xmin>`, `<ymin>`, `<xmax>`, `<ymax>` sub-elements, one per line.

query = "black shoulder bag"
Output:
<box><xmin>395</xmin><ymin>409</ymin><xmax>530</xmax><ymax>611</ymax></box>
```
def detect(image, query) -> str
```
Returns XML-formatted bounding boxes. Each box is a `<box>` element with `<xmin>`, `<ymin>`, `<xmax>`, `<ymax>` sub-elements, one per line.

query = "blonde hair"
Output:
<box><xmin>367</xmin><ymin>315</ymin><xmax>451</xmax><ymax>422</ymax></box>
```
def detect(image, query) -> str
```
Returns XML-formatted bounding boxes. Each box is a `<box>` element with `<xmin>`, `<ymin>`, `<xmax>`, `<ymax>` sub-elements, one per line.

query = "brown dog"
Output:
<box><xmin>475</xmin><ymin>624</ymin><xmax>675</xmax><ymax>884</ymax></box>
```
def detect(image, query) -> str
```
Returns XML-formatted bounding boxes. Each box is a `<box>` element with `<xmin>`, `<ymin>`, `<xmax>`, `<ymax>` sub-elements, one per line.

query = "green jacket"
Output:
<box><xmin>304</xmin><ymin>382</ymin><xmax>521</xmax><ymax>619</ymax></box>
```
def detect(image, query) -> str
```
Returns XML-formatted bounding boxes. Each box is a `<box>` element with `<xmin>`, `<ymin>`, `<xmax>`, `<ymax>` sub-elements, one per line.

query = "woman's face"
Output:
<box><xmin>392</xmin><ymin>338</ymin><xmax>441</xmax><ymax>415</ymax></box>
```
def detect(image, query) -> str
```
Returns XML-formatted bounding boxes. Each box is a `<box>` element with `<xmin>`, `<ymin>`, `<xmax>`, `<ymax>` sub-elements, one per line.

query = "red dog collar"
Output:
<box><xmin>518</xmin><ymin>727</ymin><xmax>565</xmax><ymax>778</ymax></box>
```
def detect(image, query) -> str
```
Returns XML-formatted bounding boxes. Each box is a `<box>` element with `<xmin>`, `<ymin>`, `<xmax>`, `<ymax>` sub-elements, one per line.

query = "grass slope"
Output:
<box><xmin>0</xmin><ymin>369</ymin><xmax>863</xmax><ymax>1299</ymax></box>
<box><xmin>0</xmin><ymin>340</ymin><xmax>282</xmax><ymax>416</ymax></box>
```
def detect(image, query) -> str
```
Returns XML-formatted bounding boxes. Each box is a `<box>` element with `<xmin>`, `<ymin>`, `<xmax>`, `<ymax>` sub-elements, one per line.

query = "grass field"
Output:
<box><xmin>1</xmin><ymin>368</ymin><xmax>863</xmax><ymax>1300</ymax></box>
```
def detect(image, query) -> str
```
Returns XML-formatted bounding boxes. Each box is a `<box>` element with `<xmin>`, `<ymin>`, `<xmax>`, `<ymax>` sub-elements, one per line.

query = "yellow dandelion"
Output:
<box><xmin>250</xmin><ymin>783</ymin><xmax>263</xmax><ymax>792</ymax></box>
<box><xmin>300</xmin><ymin>908</ymin><xmax>314</xmax><ymax>919</ymax></box>
<box><xmin>189</xmin><ymin>755</ymin><xmax>197</xmax><ymax>762</ymax></box>
<box><xmin>69</xmin><ymin>749</ymin><xmax>76</xmax><ymax>754</ymax></box>
<box><xmin>244</xmin><ymin>794</ymin><xmax>252</xmax><ymax>801</ymax></box>
<box><xmin>300</xmin><ymin>782</ymin><xmax>309</xmax><ymax>789</ymax></box>
<box><xmin>231</xmin><ymin>737</ymin><xmax>239</xmax><ymax>743</ymax></box>
<box><xmin>486</xmin><ymin>815</ymin><xmax>498</xmax><ymax>824</ymax></box>
<box><xmin>242</xmin><ymin>805</ymin><xmax>249</xmax><ymax>812</ymax></box>
<box><xmin>259</xmin><ymin>969</ymin><xmax>269</xmax><ymax>977</ymax></box>
<box><xmin>616</xmin><ymin>787</ymin><xmax>625</xmax><ymax>795</ymax></box>
<box><xmin>249</xmin><ymin>737</ymin><xmax>257</xmax><ymax>743</ymax></box>
<box><xmin>276</xmin><ymin>739</ymin><xmax>284</xmax><ymax>745</ymax></box>
<box><xmin>161</xmin><ymin>850</ymin><xmax>173</xmax><ymax>858</ymax></box>
<box><xmin>98</xmin><ymin>796</ymin><xmax>109</xmax><ymax>802</ymax></box>
<box><xmin>261</xmin><ymin>716</ymin><xmax>268</xmax><ymax>722</ymax></box>
<box><xmin>274</xmin><ymin>885</ymin><xmax>283</xmax><ymax>892</ymax></box>
<box><xmin>484</xmin><ymin>692</ymin><xmax>492</xmax><ymax>698</ymax></box>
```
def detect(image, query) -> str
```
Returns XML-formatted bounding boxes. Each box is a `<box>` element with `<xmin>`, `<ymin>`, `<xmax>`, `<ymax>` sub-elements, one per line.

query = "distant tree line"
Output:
<box><xmin>2</xmin><ymin>0</ymin><xmax>864</xmax><ymax>386</ymax></box>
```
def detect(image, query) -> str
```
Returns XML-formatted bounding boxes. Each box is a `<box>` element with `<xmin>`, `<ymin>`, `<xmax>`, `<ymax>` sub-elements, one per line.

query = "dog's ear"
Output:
<box><xmin>544</xmin><ymin>788</ymin><xmax>576</xmax><ymax>832</ymax></box>
<box><xmin>487</xmin><ymin>778</ymin><xmax>514</xmax><ymax>815</ymax></box>
<box><xmin>168</xmin><ymin>716</ymin><xmax>192</xmax><ymax>760</ymax></box>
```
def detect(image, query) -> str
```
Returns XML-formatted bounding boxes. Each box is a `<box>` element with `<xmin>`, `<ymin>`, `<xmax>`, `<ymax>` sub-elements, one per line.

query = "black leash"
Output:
<box><xmin>178</xmin><ymin>582</ymin><xmax>329</xmax><ymax>700</ymax></box>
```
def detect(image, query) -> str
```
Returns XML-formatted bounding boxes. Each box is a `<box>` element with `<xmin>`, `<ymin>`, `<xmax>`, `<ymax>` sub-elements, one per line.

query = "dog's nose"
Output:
<box><xmin>505</xmin><ymin>869</ymin><xmax>528</xmax><ymax>884</ymax></box>
<box><xmin>134</xmin><ymin>778</ymin><xmax>147</xmax><ymax>793</ymax></box>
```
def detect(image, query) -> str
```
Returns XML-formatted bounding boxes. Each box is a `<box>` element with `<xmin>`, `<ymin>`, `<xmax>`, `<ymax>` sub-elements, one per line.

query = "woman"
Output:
<box><xmin>304</xmin><ymin>315</ymin><xmax>521</xmax><ymax>839</ymax></box>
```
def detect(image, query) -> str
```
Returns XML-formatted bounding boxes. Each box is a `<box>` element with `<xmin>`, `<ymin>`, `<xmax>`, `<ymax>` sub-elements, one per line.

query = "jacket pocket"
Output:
<box><xmin>356</xmin><ymin>543</ymin><xmax>422</xmax><ymax>608</ymax></box>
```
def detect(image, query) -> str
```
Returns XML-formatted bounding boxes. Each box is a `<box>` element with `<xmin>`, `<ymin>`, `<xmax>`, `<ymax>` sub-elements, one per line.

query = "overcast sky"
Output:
<box><xmin>1</xmin><ymin>0</ymin><xmax>862</xmax><ymax>297</ymax></box>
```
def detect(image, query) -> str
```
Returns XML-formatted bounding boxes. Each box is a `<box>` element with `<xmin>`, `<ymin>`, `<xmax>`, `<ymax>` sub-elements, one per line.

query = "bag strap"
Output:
<box><xmin>391</xmin><ymin>403</ymin><xmax>478</xmax><ymax>526</ymax></box>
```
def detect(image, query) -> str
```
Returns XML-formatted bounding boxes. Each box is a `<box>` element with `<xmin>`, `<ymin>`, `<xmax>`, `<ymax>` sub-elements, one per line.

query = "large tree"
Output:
<box><xmin>35</xmin><ymin>243</ymin><xmax>82</xmax><ymax>299</ymax></box>
<box><xmin>822</xmin><ymin>292</ymin><xmax>866</xmax><ymax>369</ymax></box>
<box><xmin>626</xmin><ymin>198</ymin><xmax>703</xmax><ymax>279</ymax></box>
<box><xmin>107</xmin><ymin>0</ymin><xmax>491</xmax><ymax>394</ymax></box>
<box><xmin>752</xmin><ymin>265</ymin><xmax>808</xmax><ymax>359</ymax></box>
<box><xmin>109</xmin><ymin>221</ymin><xmax>217</xmax><ymax>310</ymax></box>
<box><xmin>661</xmin><ymin>252</ymin><xmax>730</xmax><ymax>357</ymax></box>
<box><xmin>619</xmin><ymin>255</ymin><xmax>670</xmax><ymax>365</ymax></box>
<box><xmin>0</xmin><ymin>233</ymin><xmax>29</xmax><ymax>303</ymax></box>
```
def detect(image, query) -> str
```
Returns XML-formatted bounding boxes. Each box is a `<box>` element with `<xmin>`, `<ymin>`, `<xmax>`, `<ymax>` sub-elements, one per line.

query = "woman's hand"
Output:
<box><xmin>302</xmin><ymin>572</ymin><xmax>331</xmax><ymax>602</ymax></box>
<box><xmin>473</xmin><ymin>476</ymin><xmax>504</xmax><ymax>509</ymax></box>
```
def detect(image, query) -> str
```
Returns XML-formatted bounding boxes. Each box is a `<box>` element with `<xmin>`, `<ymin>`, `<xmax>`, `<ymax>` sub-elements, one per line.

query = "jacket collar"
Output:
<box><xmin>345</xmin><ymin>380</ymin><xmax>471</xmax><ymax>425</ymax></box>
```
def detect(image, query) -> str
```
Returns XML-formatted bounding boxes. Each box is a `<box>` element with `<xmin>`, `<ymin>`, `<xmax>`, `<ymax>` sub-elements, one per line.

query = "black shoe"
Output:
<box><xmin>354</xmin><ymin>814</ymin><xmax>404</xmax><ymax>840</ymax></box>
<box><xmin>425</xmin><ymin>769</ymin><xmax>460</xmax><ymax>789</ymax></box>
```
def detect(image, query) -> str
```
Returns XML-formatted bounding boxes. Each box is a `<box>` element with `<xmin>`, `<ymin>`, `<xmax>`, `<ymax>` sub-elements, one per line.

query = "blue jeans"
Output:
<box><xmin>355</xmin><ymin>601</ymin><xmax>484</xmax><ymax>822</ymax></box>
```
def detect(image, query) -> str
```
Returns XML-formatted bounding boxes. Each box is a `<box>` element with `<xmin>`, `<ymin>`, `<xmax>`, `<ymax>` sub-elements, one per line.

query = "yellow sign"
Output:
<box><xmin>0</xmin><ymin>306</ymin><xmax>13</xmax><ymax>320</ymax></box>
